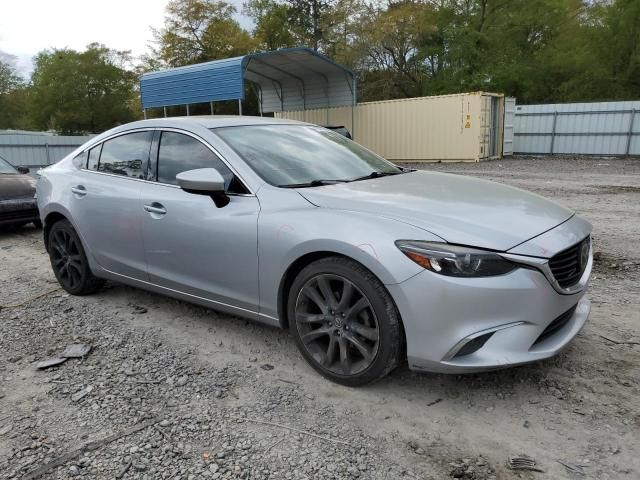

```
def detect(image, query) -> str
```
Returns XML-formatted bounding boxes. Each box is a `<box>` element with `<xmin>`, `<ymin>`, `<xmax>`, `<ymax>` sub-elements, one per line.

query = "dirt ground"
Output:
<box><xmin>1</xmin><ymin>156</ymin><xmax>638</xmax><ymax>479</ymax></box>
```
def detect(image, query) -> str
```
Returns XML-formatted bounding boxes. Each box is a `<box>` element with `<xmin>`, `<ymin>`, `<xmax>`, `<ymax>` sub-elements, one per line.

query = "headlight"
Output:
<box><xmin>395</xmin><ymin>240</ymin><xmax>517</xmax><ymax>277</ymax></box>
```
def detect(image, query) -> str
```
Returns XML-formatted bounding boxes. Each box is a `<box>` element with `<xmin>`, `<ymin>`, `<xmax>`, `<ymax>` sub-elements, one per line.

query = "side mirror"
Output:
<box><xmin>17</xmin><ymin>166</ymin><xmax>30</xmax><ymax>174</ymax></box>
<box><xmin>176</xmin><ymin>168</ymin><xmax>229</xmax><ymax>207</ymax></box>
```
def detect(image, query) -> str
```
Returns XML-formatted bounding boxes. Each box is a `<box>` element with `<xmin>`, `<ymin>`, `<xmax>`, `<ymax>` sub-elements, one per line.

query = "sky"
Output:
<box><xmin>0</xmin><ymin>0</ymin><xmax>252</xmax><ymax>77</ymax></box>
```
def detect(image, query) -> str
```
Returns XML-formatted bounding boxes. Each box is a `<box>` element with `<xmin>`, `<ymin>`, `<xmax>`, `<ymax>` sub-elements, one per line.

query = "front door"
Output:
<box><xmin>140</xmin><ymin>130</ymin><xmax>260</xmax><ymax>316</ymax></box>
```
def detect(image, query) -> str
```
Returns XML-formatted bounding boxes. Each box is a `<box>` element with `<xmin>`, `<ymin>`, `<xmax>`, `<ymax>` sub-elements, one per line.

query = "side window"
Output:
<box><xmin>87</xmin><ymin>145</ymin><xmax>101</xmax><ymax>170</ymax></box>
<box><xmin>98</xmin><ymin>132</ymin><xmax>150</xmax><ymax>179</ymax></box>
<box><xmin>157</xmin><ymin>132</ymin><xmax>234</xmax><ymax>189</ymax></box>
<box><xmin>72</xmin><ymin>151</ymin><xmax>88</xmax><ymax>169</ymax></box>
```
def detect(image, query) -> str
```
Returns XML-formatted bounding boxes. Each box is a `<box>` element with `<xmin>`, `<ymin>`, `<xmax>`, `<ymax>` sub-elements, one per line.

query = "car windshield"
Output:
<box><xmin>0</xmin><ymin>156</ymin><xmax>18</xmax><ymax>174</ymax></box>
<box><xmin>214</xmin><ymin>125</ymin><xmax>402</xmax><ymax>187</ymax></box>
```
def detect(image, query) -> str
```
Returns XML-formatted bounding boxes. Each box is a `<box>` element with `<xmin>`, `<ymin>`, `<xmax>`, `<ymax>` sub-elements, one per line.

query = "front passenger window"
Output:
<box><xmin>157</xmin><ymin>132</ymin><xmax>234</xmax><ymax>189</ymax></box>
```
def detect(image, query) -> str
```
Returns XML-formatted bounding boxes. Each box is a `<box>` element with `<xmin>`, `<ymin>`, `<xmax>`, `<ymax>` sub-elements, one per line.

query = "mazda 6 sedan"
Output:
<box><xmin>36</xmin><ymin>117</ymin><xmax>592</xmax><ymax>386</ymax></box>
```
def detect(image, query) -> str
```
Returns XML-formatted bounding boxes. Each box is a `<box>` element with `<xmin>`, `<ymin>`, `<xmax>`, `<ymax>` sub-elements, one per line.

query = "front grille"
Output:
<box><xmin>0</xmin><ymin>207</ymin><xmax>38</xmax><ymax>222</ymax></box>
<box><xmin>548</xmin><ymin>236</ymin><xmax>590</xmax><ymax>288</ymax></box>
<box><xmin>534</xmin><ymin>304</ymin><xmax>577</xmax><ymax>345</ymax></box>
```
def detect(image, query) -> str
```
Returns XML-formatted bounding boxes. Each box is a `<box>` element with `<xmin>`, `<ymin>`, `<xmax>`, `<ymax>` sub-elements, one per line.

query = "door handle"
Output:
<box><xmin>71</xmin><ymin>185</ymin><xmax>87</xmax><ymax>196</ymax></box>
<box><xmin>143</xmin><ymin>203</ymin><xmax>167</xmax><ymax>215</ymax></box>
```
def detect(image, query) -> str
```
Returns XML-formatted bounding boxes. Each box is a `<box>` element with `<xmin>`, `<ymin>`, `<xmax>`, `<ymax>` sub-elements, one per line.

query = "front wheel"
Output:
<box><xmin>48</xmin><ymin>219</ymin><xmax>105</xmax><ymax>295</ymax></box>
<box><xmin>288</xmin><ymin>257</ymin><xmax>404</xmax><ymax>386</ymax></box>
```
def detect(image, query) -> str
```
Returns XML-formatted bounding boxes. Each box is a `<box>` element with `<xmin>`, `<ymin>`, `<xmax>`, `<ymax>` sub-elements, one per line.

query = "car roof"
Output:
<box><xmin>117</xmin><ymin>115</ymin><xmax>312</xmax><ymax>131</ymax></box>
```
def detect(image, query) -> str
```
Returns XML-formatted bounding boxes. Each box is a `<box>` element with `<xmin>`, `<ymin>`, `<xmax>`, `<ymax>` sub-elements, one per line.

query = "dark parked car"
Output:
<box><xmin>0</xmin><ymin>155</ymin><xmax>41</xmax><ymax>228</ymax></box>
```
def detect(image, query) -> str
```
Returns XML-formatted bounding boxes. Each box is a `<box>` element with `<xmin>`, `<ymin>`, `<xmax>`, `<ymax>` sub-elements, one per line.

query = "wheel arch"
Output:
<box><xmin>43</xmin><ymin>211</ymin><xmax>69</xmax><ymax>252</ymax></box>
<box><xmin>278</xmin><ymin>251</ymin><xmax>347</xmax><ymax>330</ymax></box>
<box><xmin>276</xmin><ymin>250</ymin><xmax>406</xmax><ymax>345</ymax></box>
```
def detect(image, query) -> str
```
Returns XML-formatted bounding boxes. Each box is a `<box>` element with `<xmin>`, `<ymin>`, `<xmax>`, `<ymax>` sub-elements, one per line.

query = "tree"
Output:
<box><xmin>244</xmin><ymin>0</ymin><xmax>295</xmax><ymax>50</ymax></box>
<box><xmin>358</xmin><ymin>1</ymin><xmax>438</xmax><ymax>99</ymax></box>
<box><xmin>29</xmin><ymin>44</ymin><xmax>139</xmax><ymax>134</ymax></box>
<box><xmin>286</xmin><ymin>0</ymin><xmax>339</xmax><ymax>51</ymax></box>
<box><xmin>0</xmin><ymin>54</ymin><xmax>27</xmax><ymax>129</ymax></box>
<box><xmin>153</xmin><ymin>0</ymin><xmax>256</xmax><ymax>67</ymax></box>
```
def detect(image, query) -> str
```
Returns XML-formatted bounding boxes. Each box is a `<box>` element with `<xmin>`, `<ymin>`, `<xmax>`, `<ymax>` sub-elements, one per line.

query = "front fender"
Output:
<box><xmin>257</xmin><ymin>191</ymin><xmax>443</xmax><ymax>320</ymax></box>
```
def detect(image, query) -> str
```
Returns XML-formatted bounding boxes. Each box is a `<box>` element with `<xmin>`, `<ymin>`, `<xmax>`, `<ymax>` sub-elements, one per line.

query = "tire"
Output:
<box><xmin>47</xmin><ymin>219</ymin><xmax>105</xmax><ymax>295</ymax></box>
<box><xmin>287</xmin><ymin>256</ymin><xmax>404</xmax><ymax>386</ymax></box>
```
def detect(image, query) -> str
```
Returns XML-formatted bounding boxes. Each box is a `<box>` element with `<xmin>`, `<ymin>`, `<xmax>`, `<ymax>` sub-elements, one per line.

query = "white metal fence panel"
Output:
<box><xmin>0</xmin><ymin>131</ymin><xmax>94</xmax><ymax>167</ymax></box>
<box><xmin>514</xmin><ymin>101</ymin><xmax>640</xmax><ymax>155</ymax></box>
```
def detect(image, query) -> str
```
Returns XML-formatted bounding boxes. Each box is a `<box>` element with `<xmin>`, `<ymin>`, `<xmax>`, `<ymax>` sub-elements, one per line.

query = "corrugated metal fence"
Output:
<box><xmin>0</xmin><ymin>131</ymin><xmax>94</xmax><ymax>168</ymax></box>
<box><xmin>514</xmin><ymin>101</ymin><xmax>640</xmax><ymax>155</ymax></box>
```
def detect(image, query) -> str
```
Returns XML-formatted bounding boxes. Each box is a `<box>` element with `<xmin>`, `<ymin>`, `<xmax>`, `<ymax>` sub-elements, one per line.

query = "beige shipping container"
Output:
<box><xmin>275</xmin><ymin>92</ymin><xmax>504</xmax><ymax>162</ymax></box>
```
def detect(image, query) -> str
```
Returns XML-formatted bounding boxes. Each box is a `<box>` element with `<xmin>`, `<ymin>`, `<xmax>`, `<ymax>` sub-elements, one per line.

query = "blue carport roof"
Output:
<box><xmin>140</xmin><ymin>48</ymin><xmax>356</xmax><ymax>113</ymax></box>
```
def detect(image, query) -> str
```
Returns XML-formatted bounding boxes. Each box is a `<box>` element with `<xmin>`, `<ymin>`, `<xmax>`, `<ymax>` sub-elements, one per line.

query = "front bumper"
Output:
<box><xmin>0</xmin><ymin>198</ymin><xmax>39</xmax><ymax>226</ymax></box>
<box><xmin>387</xmin><ymin>260</ymin><xmax>590</xmax><ymax>374</ymax></box>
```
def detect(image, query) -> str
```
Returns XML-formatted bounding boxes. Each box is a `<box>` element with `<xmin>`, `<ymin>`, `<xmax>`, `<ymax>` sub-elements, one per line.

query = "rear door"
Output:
<box><xmin>70</xmin><ymin>130</ymin><xmax>152</xmax><ymax>280</ymax></box>
<box><xmin>139</xmin><ymin>130</ymin><xmax>260</xmax><ymax>316</ymax></box>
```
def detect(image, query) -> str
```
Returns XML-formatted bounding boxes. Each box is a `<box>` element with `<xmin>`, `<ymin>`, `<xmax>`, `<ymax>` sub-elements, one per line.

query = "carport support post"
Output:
<box><xmin>626</xmin><ymin>109</ymin><xmax>636</xmax><ymax>156</ymax></box>
<box><xmin>186</xmin><ymin>104</ymin><xmax>190</xmax><ymax>116</ymax></box>
<box><xmin>549</xmin><ymin>111</ymin><xmax>558</xmax><ymax>154</ymax></box>
<box><xmin>143</xmin><ymin>109</ymin><xmax>147</xmax><ymax>120</ymax></box>
<box><xmin>163</xmin><ymin>106</ymin><xmax>167</xmax><ymax>118</ymax></box>
<box><xmin>210</xmin><ymin>102</ymin><xmax>214</xmax><ymax>115</ymax></box>
<box><xmin>238</xmin><ymin>99</ymin><xmax>243</xmax><ymax>116</ymax></box>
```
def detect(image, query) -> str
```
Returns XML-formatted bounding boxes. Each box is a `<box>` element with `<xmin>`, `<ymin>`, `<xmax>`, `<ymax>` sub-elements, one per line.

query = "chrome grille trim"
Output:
<box><xmin>500</xmin><ymin>239</ymin><xmax>592</xmax><ymax>295</ymax></box>
<box><xmin>548</xmin><ymin>236</ymin><xmax>591</xmax><ymax>288</ymax></box>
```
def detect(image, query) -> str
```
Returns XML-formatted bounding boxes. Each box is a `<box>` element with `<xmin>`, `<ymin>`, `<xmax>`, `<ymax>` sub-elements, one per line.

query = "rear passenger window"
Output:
<box><xmin>87</xmin><ymin>145</ymin><xmax>101</xmax><ymax>170</ymax></box>
<box><xmin>157</xmin><ymin>132</ymin><xmax>234</xmax><ymax>188</ymax></box>
<box><xmin>98</xmin><ymin>132</ymin><xmax>150</xmax><ymax>179</ymax></box>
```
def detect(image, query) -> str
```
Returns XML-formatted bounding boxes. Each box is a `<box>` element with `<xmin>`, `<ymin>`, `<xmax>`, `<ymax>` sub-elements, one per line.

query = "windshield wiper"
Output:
<box><xmin>278</xmin><ymin>179</ymin><xmax>350</xmax><ymax>188</ymax></box>
<box><xmin>349</xmin><ymin>170</ymin><xmax>404</xmax><ymax>182</ymax></box>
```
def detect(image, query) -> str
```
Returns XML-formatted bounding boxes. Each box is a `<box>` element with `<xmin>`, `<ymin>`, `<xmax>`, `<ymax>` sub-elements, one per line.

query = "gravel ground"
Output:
<box><xmin>1</xmin><ymin>155</ymin><xmax>639</xmax><ymax>480</ymax></box>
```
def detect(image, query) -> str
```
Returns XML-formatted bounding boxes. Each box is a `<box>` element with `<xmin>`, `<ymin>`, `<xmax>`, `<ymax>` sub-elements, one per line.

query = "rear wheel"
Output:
<box><xmin>288</xmin><ymin>257</ymin><xmax>403</xmax><ymax>386</ymax></box>
<box><xmin>48</xmin><ymin>220</ymin><xmax>105</xmax><ymax>295</ymax></box>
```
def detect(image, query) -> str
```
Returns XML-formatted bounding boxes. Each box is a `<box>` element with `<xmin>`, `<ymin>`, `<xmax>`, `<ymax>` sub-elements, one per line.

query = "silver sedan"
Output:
<box><xmin>37</xmin><ymin>117</ymin><xmax>592</xmax><ymax>385</ymax></box>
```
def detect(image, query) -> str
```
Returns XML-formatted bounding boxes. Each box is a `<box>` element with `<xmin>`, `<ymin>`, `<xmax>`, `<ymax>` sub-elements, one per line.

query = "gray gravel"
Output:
<box><xmin>1</xmin><ymin>155</ymin><xmax>639</xmax><ymax>479</ymax></box>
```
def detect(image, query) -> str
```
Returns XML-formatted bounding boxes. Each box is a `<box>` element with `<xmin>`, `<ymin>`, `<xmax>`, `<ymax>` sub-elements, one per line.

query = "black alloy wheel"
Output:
<box><xmin>295</xmin><ymin>273</ymin><xmax>380</xmax><ymax>376</ymax></box>
<box><xmin>48</xmin><ymin>220</ymin><xmax>105</xmax><ymax>295</ymax></box>
<box><xmin>289</xmin><ymin>257</ymin><xmax>403</xmax><ymax>386</ymax></box>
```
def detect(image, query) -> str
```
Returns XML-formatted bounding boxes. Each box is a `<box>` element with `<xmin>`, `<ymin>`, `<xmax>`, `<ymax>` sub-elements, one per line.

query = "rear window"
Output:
<box><xmin>97</xmin><ymin>132</ymin><xmax>150</xmax><ymax>179</ymax></box>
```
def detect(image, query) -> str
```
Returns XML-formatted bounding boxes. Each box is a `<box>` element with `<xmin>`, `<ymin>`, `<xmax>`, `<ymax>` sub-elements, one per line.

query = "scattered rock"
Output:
<box><xmin>62</xmin><ymin>343</ymin><xmax>92</xmax><ymax>358</ymax></box>
<box><xmin>132</xmin><ymin>461</ymin><xmax>147</xmax><ymax>472</ymax></box>
<box><xmin>71</xmin><ymin>385</ymin><xmax>93</xmax><ymax>402</ymax></box>
<box><xmin>0</xmin><ymin>423</ymin><xmax>13</xmax><ymax>436</ymax></box>
<box><xmin>35</xmin><ymin>357</ymin><xmax>68</xmax><ymax>369</ymax></box>
<box><xmin>260</xmin><ymin>364</ymin><xmax>274</xmax><ymax>371</ymax></box>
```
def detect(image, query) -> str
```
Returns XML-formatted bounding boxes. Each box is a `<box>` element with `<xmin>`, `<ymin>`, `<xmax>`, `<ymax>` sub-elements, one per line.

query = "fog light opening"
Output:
<box><xmin>453</xmin><ymin>332</ymin><xmax>494</xmax><ymax>358</ymax></box>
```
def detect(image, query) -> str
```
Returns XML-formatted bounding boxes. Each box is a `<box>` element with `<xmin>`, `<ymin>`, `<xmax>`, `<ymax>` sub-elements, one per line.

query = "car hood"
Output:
<box><xmin>0</xmin><ymin>174</ymin><xmax>36</xmax><ymax>200</ymax></box>
<box><xmin>296</xmin><ymin>171</ymin><xmax>574</xmax><ymax>252</ymax></box>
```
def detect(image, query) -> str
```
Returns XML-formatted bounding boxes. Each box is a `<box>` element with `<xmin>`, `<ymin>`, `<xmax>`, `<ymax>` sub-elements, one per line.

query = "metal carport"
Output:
<box><xmin>139</xmin><ymin>48</ymin><xmax>356</xmax><ymax>123</ymax></box>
